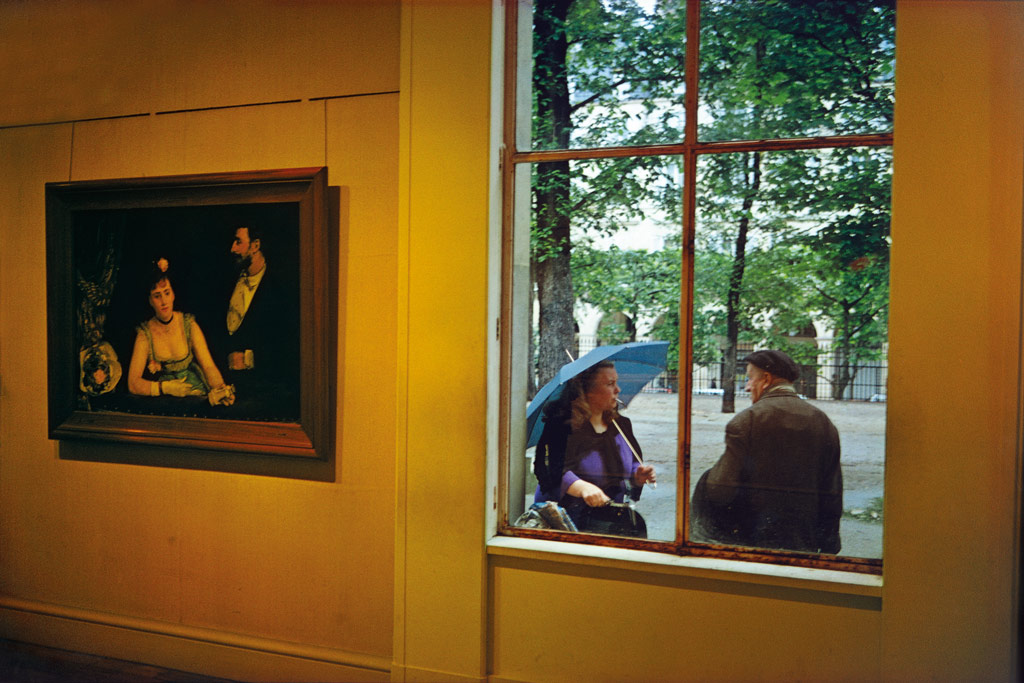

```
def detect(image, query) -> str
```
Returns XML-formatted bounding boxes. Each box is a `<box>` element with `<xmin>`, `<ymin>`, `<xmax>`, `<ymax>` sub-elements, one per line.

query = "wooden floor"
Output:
<box><xmin>0</xmin><ymin>640</ymin><xmax>238</xmax><ymax>682</ymax></box>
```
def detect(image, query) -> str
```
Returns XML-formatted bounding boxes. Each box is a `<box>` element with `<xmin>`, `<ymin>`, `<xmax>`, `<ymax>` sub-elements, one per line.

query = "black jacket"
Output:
<box><xmin>534</xmin><ymin>412</ymin><xmax>643</xmax><ymax>500</ymax></box>
<box><xmin>205</xmin><ymin>263</ymin><xmax>300</xmax><ymax>419</ymax></box>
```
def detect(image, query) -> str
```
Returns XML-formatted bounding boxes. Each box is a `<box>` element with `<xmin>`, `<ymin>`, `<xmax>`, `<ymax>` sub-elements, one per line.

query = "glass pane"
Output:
<box><xmin>522</xmin><ymin>0</ymin><xmax>687</xmax><ymax>151</ymax></box>
<box><xmin>699</xmin><ymin>0</ymin><xmax>895</xmax><ymax>141</ymax></box>
<box><xmin>689</xmin><ymin>147</ymin><xmax>890</xmax><ymax>558</ymax></box>
<box><xmin>510</xmin><ymin>157</ymin><xmax>683</xmax><ymax>541</ymax></box>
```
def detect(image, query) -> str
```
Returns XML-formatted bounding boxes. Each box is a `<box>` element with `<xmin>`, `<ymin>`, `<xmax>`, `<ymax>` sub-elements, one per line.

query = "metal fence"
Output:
<box><xmin>580</xmin><ymin>335</ymin><xmax>887</xmax><ymax>402</ymax></box>
<box><xmin>683</xmin><ymin>355</ymin><xmax>887</xmax><ymax>401</ymax></box>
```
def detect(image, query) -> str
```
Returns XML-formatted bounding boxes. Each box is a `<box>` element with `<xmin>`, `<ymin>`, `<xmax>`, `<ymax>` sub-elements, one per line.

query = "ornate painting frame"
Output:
<box><xmin>46</xmin><ymin>167</ymin><xmax>334</xmax><ymax>461</ymax></box>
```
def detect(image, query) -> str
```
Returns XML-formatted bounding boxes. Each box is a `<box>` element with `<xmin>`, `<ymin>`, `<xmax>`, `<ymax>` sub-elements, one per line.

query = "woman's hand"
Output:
<box><xmin>161</xmin><ymin>378</ymin><xmax>202</xmax><ymax>398</ymax></box>
<box><xmin>634</xmin><ymin>464</ymin><xmax>657</xmax><ymax>486</ymax></box>
<box><xmin>569</xmin><ymin>480</ymin><xmax>611</xmax><ymax>507</ymax></box>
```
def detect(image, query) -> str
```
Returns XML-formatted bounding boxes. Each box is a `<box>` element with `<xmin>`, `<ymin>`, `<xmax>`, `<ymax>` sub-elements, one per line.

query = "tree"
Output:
<box><xmin>782</xmin><ymin>147</ymin><xmax>892</xmax><ymax>399</ymax></box>
<box><xmin>698</xmin><ymin>149</ymin><xmax>764</xmax><ymax>412</ymax></box>
<box><xmin>528</xmin><ymin>0</ymin><xmax>893</xmax><ymax>409</ymax></box>
<box><xmin>698</xmin><ymin>0</ymin><xmax>894</xmax><ymax>411</ymax></box>
<box><xmin>696</xmin><ymin>148</ymin><xmax>891</xmax><ymax>406</ymax></box>
<box><xmin>532</xmin><ymin>0</ymin><xmax>574</xmax><ymax>392</ymax></box>
<box><xmin>571</xmin><ymin>244</ymin><xmax>681</xmax><ymax>343</ymax></box>
<box><xmin>531</xmin><ymin>0</ymin><xmax>686</xmax><ymax>389</ymax></box>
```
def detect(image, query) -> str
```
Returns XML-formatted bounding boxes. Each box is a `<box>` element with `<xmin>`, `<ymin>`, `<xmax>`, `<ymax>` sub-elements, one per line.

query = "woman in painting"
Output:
<box><xmin>126</xmin><ymin>258</ymin><xmax>235</xmax><ymax>406</ymax></box>
<box><xmin>534</xmin><ymin>360</ymin><xmax>656</xmax><ymax>534</ymax></box>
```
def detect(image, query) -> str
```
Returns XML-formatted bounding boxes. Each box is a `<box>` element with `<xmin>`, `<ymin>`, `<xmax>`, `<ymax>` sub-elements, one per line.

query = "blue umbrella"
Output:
<box><xmin>525</xmin><ymin>341</ymin><xmax>670</xmax><ymax>448</ymax></box>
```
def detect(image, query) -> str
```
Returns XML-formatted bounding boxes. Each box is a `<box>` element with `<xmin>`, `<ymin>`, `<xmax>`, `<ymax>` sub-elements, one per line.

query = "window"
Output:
<box><xmin>499</xmin><ymin>0</ymin><xmax>893</xmax><ymax>573</ymax></box>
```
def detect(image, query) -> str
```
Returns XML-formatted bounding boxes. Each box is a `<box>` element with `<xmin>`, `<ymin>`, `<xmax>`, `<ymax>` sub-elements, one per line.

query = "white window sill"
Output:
<box><xmin>487</xmin><ymin>535</ymin><xmax>882</xmax><ymax>599</ymax></box>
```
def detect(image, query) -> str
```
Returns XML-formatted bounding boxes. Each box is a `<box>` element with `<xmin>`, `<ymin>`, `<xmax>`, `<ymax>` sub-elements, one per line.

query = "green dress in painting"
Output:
<box><xmin>138</xmin><ymin>313</ymin><xmax>209</xmax><ymax>395</ymax></box>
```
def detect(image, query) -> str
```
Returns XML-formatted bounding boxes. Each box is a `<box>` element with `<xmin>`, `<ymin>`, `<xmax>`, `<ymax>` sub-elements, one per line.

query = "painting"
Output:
<box><xmin>46</xmin><ymin>168</ymin><xmax>334</xmax><ymax>460</ymax></box>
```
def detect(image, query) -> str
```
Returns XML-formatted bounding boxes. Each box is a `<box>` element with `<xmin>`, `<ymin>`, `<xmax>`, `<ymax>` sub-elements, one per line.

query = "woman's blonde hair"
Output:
<box><xmin>566</xmin><ymin>360</ymin><xmax>618</xmax><ymax>431</ymax></box>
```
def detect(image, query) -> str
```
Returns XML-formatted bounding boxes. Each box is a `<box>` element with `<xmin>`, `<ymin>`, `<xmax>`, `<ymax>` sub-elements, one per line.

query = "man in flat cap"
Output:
<box><xmin>691</xmin><ymin>349</ymin><xmax>843</xmax><ymax>554</ymax></box>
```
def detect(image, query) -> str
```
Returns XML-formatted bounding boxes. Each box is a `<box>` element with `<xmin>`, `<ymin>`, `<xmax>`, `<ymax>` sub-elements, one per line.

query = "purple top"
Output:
<box><xmin>560</xmin><ymin>428</ymin><xmax>639</xmax><ymax>502</ymax></box>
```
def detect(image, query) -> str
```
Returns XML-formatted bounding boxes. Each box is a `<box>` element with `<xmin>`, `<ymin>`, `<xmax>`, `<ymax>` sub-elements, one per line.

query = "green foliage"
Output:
<box><xmin>650</xmin><ymin>307</ymin><xmax>682</xmax><ymax>372</ymax></box>
<box><xmin>572</xmin><ymin>244</ymin><xmax>682</xmax><ymax>365</ymax></box>
<box><xmin>533</xmin><ymin>0</ymin><xmax>687</xmax><ymax>150</ymax></box>
<box><xmin>694</xmin><ymin>1</ymin><xmax>893</xmax><ymax>402</ymax></box>
<box><xmin>700</xmin><ymin>0</ymin><xmax>894</xmax><ymax>140</ymax></box>
<box><xmin>530</xmin><ymin>0</ymin><xmax>688</xmax><ymax>385</ymax></box>
<box><xmin>531</xmin><ymin>0</ymin><xmax>688</xmax><ymax>261</ymax></box>
<box><xmin>695</xmin><ymin>146</ymin><xmax>891</xmax><ymax>384</ymax></box>
<box><xmin>773</xmin><ymin>147</ymin><xmax>893</xmax><ymax>384</ymax></box>
<box><xmin>596</xmin><ymin>321</ymin><xmax>633</xmax><ymax>346</ymax></box>
<box><xmin>528</xmin><ymin>0</ymin><xmax>894</xmax><ymax>394</ymax></box>
<box><xmin>572</xmin><ymin>245</ymin><xmax>680</xmax><ymax>322</ymax></box>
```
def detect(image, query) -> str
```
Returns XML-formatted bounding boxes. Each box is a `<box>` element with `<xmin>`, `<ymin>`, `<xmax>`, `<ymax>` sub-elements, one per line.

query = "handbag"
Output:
<box><xmin>512</xmin><ymin>501</ymin><xmax>580</xmax><ymax>532</ymax></box>
<box><xmin>580</xmin><ymin>502</ymin><xmax>647</xmax><ymax>538</ymax></box>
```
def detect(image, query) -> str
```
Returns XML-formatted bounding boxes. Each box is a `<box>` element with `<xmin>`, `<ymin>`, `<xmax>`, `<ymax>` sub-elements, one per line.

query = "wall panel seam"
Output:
<box><xmin>0</xmin><ymin>91</ymin><xmax>401</xmax><ymax>131</ymax></box>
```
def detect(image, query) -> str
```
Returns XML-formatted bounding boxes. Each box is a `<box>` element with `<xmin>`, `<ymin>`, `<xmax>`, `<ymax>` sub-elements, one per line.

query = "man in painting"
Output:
<box><xmin>690</xmin><ymin>349</ymin><xmax>843</xmax><ymax>554</ymax></box>
<box><xmin>211</xmin><ymin>224</ymin><xmax>299</xmax><ymax>420</ymax></box>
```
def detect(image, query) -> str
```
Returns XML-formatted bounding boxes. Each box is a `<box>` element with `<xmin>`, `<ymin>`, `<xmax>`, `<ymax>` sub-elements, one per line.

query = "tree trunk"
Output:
<box><xmin>833</xmin><ymin>347</ymin><xmax>852</xmax><ymax>400</ymax></box>
<box><xmin>831</xmin><ymin>307</ymin><xmax>861</xmax><ymax>400</ymax></box>
<box><xmin>535</xmin><ymin>214</ymin><xmax>574</xmax><ymax>386</ymax></box>
<box><xmin>527</xmin><ymin>260</ymin><xmax>538</xmax><ymax>399</ymax></box>
<box><xmin>721</xmin><ymin>151</ymin><xmax>761</xmax><ymax>413</ymax></box>
<box><xmin>533</xmin><ymin>0</ymin><xmax>575</xmax><ymax>387</ymax></box>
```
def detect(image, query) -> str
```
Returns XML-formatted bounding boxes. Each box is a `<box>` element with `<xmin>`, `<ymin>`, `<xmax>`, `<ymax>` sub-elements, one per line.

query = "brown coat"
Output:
<box><xmin>691</xmin><ymin>385</ymin><xmax>842</xmax><ymax>554</ymax></box>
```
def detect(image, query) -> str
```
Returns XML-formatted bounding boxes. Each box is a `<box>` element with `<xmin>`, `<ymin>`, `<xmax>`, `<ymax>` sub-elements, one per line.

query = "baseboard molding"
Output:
<box><xmin>390</xmin><ymin>662</ymin><xmax>486</xmax><ymax>683</ymax></box>
<box><xmin>0</xmin><ymin>595</ymin><xmax>390</xmax><ymax>682</ymax></box>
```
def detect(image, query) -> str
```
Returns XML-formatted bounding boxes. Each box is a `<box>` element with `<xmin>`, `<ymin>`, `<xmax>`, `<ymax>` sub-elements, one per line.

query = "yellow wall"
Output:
<box><xmin>393</xmin><ymin>1</ymin><xmax>496</xmax><ymax>680</ymax></box>
<box><xmin>0</xmin><ymin>2</ymin><xmax>399</xmax><ymax>681</ymax></box>
<box><xmin>883</xmin><ymin>1</ymin><xmax>1023</xmax><ymax>677</ymax></box>
<box><xmin>1</xmin><ymin>1</ymin><xmax>1021</xmax><ymax>682</ymax></box>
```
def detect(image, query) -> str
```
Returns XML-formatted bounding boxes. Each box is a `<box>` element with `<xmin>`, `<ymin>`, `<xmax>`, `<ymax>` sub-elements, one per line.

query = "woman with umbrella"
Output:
<box><xmin>535</xmin><ymin>359</ymin><xmax>657</xmax><ymax>534</ymax></box>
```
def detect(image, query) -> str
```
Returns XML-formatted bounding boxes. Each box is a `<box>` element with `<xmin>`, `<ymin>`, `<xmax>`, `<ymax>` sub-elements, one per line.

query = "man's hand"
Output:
<box><xmin>208</xmin><ymin>384</ymin><xmax>236</xmax><ymax>406</ymax></box>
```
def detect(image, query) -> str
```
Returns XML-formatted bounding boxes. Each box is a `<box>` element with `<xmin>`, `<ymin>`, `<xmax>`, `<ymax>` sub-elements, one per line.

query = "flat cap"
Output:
<box><xmin>743</xmin><ymin>349</ymin><xmax>800</xmax><ymax>382</ymax></box>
